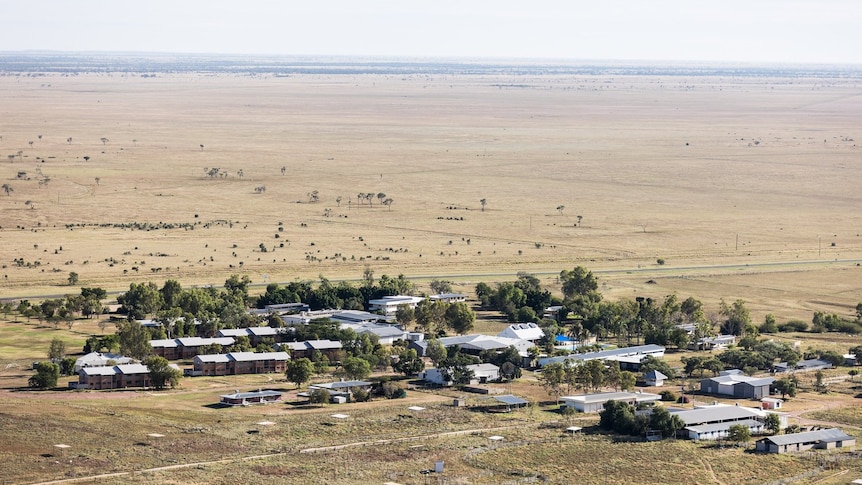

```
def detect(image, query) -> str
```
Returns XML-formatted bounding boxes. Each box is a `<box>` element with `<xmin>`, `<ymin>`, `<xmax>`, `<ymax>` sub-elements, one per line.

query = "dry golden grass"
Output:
<box><xmin>1</xmin><ymin>71</ymin><xmax>861</xmax><ymax>326</ymax></box>
<box><xmin>2</xmin><ymin>66</ymin><xmax>862</xmax><ymax>484</ymax></box>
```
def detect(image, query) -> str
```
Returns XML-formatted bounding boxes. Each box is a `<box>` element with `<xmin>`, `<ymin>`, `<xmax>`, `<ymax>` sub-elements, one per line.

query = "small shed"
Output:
<box><xmin>643</xmin><ymin>369</ymin><xmax>668</xmax><ymax>387</ymax></box>
<box><xmin>491</xmin><ymin>394</ymin><xmax>529</xmax><ymax>412</ymax></box>
<box><xmin>761</xmin><ymin>397</ymin><xmax>783</xmax><ymax>410</ymax></box>
<box><xmin>755</xmin><ymin>428</ymin><xmax>856</xmax><ymax>454</ymax></box>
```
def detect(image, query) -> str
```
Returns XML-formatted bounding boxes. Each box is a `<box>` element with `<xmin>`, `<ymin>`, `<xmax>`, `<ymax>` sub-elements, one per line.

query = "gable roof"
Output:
<box><xmin>497</xmin><ymin>323</ymin><xmax>545</xmax><ymax>341</ymax></box>
<box><xmin>761</xmin><ymin>428</ymin><xmax>853</xmax><ymax>446</ymax></box>
<box><xmin>195</xmin><ymin>354</ymin><xmax>231</xmax><ymax>363</ymax></box>
<box><xmin>228</xmin><ymin>351</ymin><xmax>290</xmax><ymax>362</ymax></box>
<box><xmin>561</xmin><ymin>391</ymin><xmax>661</xmax><ymax>404</ymax></box>
<box><xmin>670</xmin><ymin>405</ymin><xmax>762</xmax><ymax>425</ymax></box>
<box><xmin>686</xmin><ymin>419</ymin><xmax>763</xmax><ymax>435</ymax></box>
<box><xmin>643</xmin><ymin>370</ymin><xmax>668</xmax><ymax>380</ymax></box>
<box><xmin>705</xmin><ymin>374</ymin><xmax>774</xmax><ymax>387</ymax></box>
<box><xmin>539</xmin><ymin>344</ymin><xmax>665</xmax><ymax>367</ymax></box>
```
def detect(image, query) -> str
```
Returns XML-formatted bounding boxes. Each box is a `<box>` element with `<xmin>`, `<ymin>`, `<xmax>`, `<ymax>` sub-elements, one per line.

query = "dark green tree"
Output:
<box><xmin>764</xmin><ymin>413</ymin><xmax>781</xmax><ymax>434</ymax></box>
<box><xmin>285</xmin><ymin>358</ymin><xmax>314</xmax><ymax>388</ymax></box>
<box><xmin>145</xmin><ymin>356</ymin><xmax>181</xmax><ymax>390</ymax></box>
<box><xmin>392</xmin><ymin>348</ymin><xmax>425</xmax><ymax>376</ymax></box>
<box><xmin>445</xmin><ymin>302</ymin><xmax>475</xmax><ymax>334</ymax></box>
<box><xmin>118</xmin><ymin>282</ymin><xmax>163</xmax><ymax>320</ymax></box>
<box><xmin>425</xmin><ymin>339</ymin><xmax>447</xmax><ymax>367</ymax></box>
<box><xmin>340</xmin><ymin>356</ymin><xmax>371</xmax><ymax>380</ymax></box>
<box><xmin>116</xmin><ymin>320</ymin><xmax>153</xmax><ymax>360</ymax></box>
<box><xmin>29</xmin><ymin>362</ymin><xmax>60</xmax><ymax>389</ymax></box>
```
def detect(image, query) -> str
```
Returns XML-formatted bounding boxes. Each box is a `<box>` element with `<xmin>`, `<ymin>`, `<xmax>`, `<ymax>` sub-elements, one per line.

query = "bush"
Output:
<box><xmin>381</xmin><ymin>381</ymin><xmax>406</xmax><ymax>399</ymax></box>
<box><xmin>777</xmin><ymin>320</ymin><xmax>808</xmax><ymax>332</ymax></box>
<box><xmin>659</xmin><ymin>390</ymin><xmax>677</xmax><ymax>402</ymax></box>
<box><xmin>308</xmin><ymin>388</ymin><xmax>330</xmax><ymax>405</ymax></box>
<box><xmin>351</xmin><ymin>387</ymin><xmax>370</xmax><ymax>402</ymax></box>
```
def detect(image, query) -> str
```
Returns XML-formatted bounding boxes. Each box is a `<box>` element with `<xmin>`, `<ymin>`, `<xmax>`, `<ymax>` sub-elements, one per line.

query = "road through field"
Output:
<box><xmin>4</xmin><ymin>258</ymin><xmax>861</xmax><ymax>302</ymax></box>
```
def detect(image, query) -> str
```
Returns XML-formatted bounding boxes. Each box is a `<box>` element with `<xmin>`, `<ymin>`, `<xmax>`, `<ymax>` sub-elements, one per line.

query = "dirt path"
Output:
<box><xmin>25</xmin><ymin>423</ymin><xmax>537</xmax><ymax>485</ymax></box>
<box><xmin>699</xmin><ymin>457</ymin><xmax>726</xmax><ymax>485</ymax></box>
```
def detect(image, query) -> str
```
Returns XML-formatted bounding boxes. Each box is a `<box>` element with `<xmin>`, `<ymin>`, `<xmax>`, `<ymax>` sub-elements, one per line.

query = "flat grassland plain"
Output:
<box><xmin>1</xmin><ymin>57</ymin><xmax>862</xmax><ymax>484</ymax></box>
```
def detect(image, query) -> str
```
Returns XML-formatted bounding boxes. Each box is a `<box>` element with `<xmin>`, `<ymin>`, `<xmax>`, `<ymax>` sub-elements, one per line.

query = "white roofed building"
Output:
<box><xmin>497</xmin><ymin>323</ymin><xmax>544</xmax><ymax>342</ymax></box>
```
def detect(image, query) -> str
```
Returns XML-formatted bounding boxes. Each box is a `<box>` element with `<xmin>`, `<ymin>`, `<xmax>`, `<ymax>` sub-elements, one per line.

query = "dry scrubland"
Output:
<box><xmin>2</xmin><ymin>63</ymin><xmax>862</xmax><ymax>484</ymax></box>
<box><xmin>1</xmin><ymin>68</ymin><xmax>861</xmax><ymax>322</ymax></box>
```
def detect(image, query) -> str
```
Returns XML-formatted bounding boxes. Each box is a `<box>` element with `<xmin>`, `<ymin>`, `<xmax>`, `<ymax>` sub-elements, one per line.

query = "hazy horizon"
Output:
<box><xmin>1</xmin><ymin>1</ymin><xmax>861</xmax><ymax>65</ymax></box>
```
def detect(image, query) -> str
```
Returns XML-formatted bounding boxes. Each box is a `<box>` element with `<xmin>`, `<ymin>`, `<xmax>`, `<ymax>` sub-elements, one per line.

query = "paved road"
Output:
<box><xmin>4</xmin><ymin>258</ymin><xmax>861</xmax><ymax>303</ymax></box>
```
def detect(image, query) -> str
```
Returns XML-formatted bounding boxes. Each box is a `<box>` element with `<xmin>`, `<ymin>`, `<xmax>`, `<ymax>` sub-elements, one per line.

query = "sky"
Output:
<box><xmin>1</xmin><ymin>0</ymin><xmax>860</xmax><ymax>64</ymax></box>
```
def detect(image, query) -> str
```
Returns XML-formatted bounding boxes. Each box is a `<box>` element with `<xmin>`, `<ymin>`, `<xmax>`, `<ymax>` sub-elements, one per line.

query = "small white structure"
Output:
<box><xmin>428</xmin><ymin>293</ymin><xmax>467</xmax><ymax>303</ymax></box>
<box><xmin>642</xmin><ymin>369</ymin><xmax>668</xmax><ymax>387</ymax></box>
<box><xmin>560</xmin><ymin>391</ymin><xmax>661</xmax><ymax>413</ymax></box>
<box><xmin>761</xmin><ymin>397</ymin><xmax>783</xmax><ymax>410</ymax></box>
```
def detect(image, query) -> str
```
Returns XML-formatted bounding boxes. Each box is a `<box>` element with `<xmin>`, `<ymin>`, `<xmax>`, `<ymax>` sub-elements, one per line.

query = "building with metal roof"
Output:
<box><xmin>756</xmin><ymin>428</ymin><xmax>855</xmax><ymax>453</ymax></box>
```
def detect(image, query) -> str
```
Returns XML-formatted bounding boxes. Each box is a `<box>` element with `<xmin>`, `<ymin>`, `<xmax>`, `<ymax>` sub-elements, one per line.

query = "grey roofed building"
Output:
<box><xmin>310</xmin><ymin>380</ymin><xmax>374</xmax><ymax>391</ymax></box>
<box><xmin>227</xmin><ymin>351</ymin><xmax>289</xmax><ymax>362</ymax></box>
<box><xmin>195</xmin><ymin>354</ymin><xmax>231</xmax><ymax>363</ymax></box>
<box><xmin>773</xmin><ymin>358</ymin><xmax>833</xmax><ymax>373</ymax></box>
<box><xmin>560</xmin><ymin>391</ymin><xmax>662</xmax><ymax>413</ymax></box>
<box><xmin>74</xmin><ymin>352</ymin><xmax>134</xmax><ymax>372</ymax></box>
<box><xmin>538</xmin><ymin>344</ymin><xmax>666</xmax><ymax>367</ymax></box>
<box><xmin>436</xmin><ymin>334</ymin><xmax>533</xmax><ymax>355</ymax></box>
<box><xmin>700</xmin><ymin>372</ymin><xmax>774</xmax><ymax>399</ymax></box>
<box><xmin>329</xmin><ymin>310</ymin><xmax>389</xmax><ymax>324</ymax></box>
<box><xmin>685</xmin><ymin>419</ymin><xmax>765</xmax><ymax>441</ymax></box>
<box><xmin>340</xmin><ymin>323</ymin><xmax>407</xmax><ymax>344</ymax></box>
<box><xmin>756</xmin><ymin>428</ymin><xmax>856</xmax><ymax>453</ymax></box>
<box><xmin>670</xmin><ymin>405</ymin><xmax>763</xmax><ymax>426</ymax></box>
<box><xmin>494</xmin><ymin>394</ymin><xmax>529</xmax><ymax>406</ymax></box>
<box><xmin>219</xmin><ymin>389</ymin><xmax>283</xmax><ymax>406</ymax></box>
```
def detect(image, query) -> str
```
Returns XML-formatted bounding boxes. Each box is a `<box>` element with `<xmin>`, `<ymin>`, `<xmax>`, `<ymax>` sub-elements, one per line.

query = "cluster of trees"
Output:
<box><xmin>475</xmin><ymin>272</ymin><xmax>556</xmax><ymax>323</ymax></box>
<box><xmin>759</xmin><ymin>305</ymin><xmax>862</xmax><ymax>335</ymax></box>
<box><xmin>117</xmin><ymin>275</ymin><xmax>262</xmax><ymax>335</ymax></box>
<box><xmin>13</xmin><ymin>287</ymin><xmax>106</xmax><ymax>329</ymax></box>
<box><xmin>715</xmin><ymin>339</ymin><xmax>802</xmax><ymax>373</ymax></box>
<box><xmin>540</xmin><ymin>360</ymin><xmax>637</xmax><ymax>403</ymax></box>
<box><xmin>599</xmin><ymin>401</ymin><xmax>684</xmax><ymax>438</ymax></box>
<box><xmin>256</xmin><ymin>271</ymin><xmax>414</xmax><ymax>312</ymax></box>
<box><xmin>396</xmin><ymin>299</ymin><xmax>475</xmax><ymax>335</ymax></box>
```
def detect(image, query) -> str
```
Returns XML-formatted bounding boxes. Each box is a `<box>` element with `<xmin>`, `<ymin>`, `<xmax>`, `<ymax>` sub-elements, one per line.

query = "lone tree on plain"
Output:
<box><xmin>480</xmin><ymin>198</ymin><xmax>487</xmax><ymax>211</ymax></box>
<box><xmin>382</xmin><ymin>198</ymin><xmax>393</xmax><ymax>211</ymax></box>
<box><xmin>335</xmin><ymin>196</ymin><xmax>342</xmax><ymax>207</ymax></box>
<box><xmin>1</xmin><ymin>183</ymin><xmax>12</xmax><ymax>196</ymax></box>
<box><xmin>280</xmin><ymin>166</ymin><xmax>286</xmax><ymax>175</ymax></box>
<box><xmin>199</xmin><ymin>144</ymin><xmax>204</xmax><ymax>151</ymax></box>
<box><xmin>556</xmin><ymin>205</ymin><xmax>565</xmax><ymax>216</ymax></box>
<box><xmin>67</xmin><ymin>137</ymin><xmax>72</xmax><ymax>145</ymax></box>
<box><xmin>100</xmin><ymin>137</ymin><xmax>109</xmax><ymax>145</ymax></box>
<box><xmin>29</xmin><ymin>362</ymin><xmax>60</xmax><ymax>389</ymax></box>
<box><xmin>67</xmin><ymin>272</ymin><xmax>79</xmax><ymax>286</ymax></box>
<box><xmin>377</xmin><ymin>192</ymin><xmax>386</xmax><ymax>205</ymax></box>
